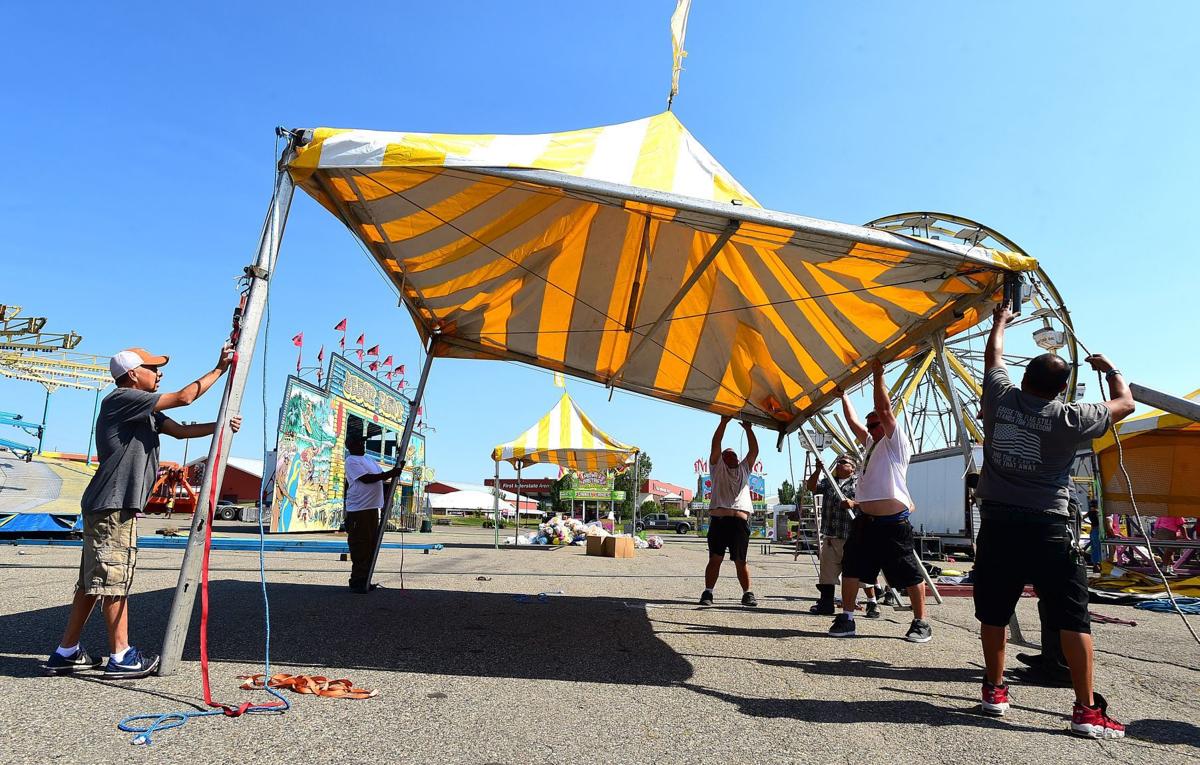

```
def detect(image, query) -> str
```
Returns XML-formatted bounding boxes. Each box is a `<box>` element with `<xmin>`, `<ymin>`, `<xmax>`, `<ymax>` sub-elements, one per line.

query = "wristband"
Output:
<box><xmin>1104</xmin><ymin>369</ymin><xmax>1122</xmax><ymax>380</ymax></box>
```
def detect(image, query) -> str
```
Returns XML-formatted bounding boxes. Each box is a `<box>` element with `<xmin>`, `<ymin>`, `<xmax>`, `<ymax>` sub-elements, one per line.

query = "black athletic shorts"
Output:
<box><xmin>841</xmin><ymin>514</ymin><xmax>923</xmax><ymax>588</ymax></box>
<box><xmin>707</xmin><ymin>515</ymin><xmax>750</xmax><ymax>562</ymax></box>
<box><xmin>973</xmin><ymin>515</ymin><xmax>1090</xmax><ymax>634</ymax></box>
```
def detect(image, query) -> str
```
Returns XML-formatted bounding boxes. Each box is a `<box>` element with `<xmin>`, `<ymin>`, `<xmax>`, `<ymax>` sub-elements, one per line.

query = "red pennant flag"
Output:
<box><xmin>317</xmin><ymin>345</ymin><xmax>325</xmax><ymax>363</ymax></box>
<box><xmin>292</xmin><ymin>332</ymin><xmax>303</xmax><ymax>347</ymax></box>
<box><xmin>366</xmin><ymin>345</ymin><xmax>380</xmax><ymax>357</ymax></box>
<box><xmin>316</xmin><ymin>368</ymin><xmax>323</xmax><ymax>385</ymax></box>
<box><xmin>356</xmin><ymin>334</ymin><xmax>365</xmax><ymax>346</ymax></box>
<box><xmin>334</xmin><ymin>318</ymin><xmax>347</xmax><ymax>331</ymax></box>
<box><xmin>417</xmin><ymin>406</ymin><xmax>424</xmax><ymax>416</ymax></box>
<box><xmin>355</xmin><ymin>349</ymin><xmax>364</xmax><ymax>361</ymax></box>
<box><xmin>339</xmin><ymin>335</ymin><xmax>345</xmax><ymax>349</ymax></box>
<box><xmin>385</xmin><ymin>370</ymin><xmax>394</xmax><ymax>380</ymax></box>
<box><xmin>368</xmin><ymin>361</ymin><xmax>379</xmax><ymax>372</ymax></box>
<box><xmin>382</xmin><ymin>355</ymin><xmax>393</xmax><ymax>367</ymax></box>
<box><xmin>397</xmin><ymin>364</ymin><xmax>406</xmax><ymax>375</ymax></box>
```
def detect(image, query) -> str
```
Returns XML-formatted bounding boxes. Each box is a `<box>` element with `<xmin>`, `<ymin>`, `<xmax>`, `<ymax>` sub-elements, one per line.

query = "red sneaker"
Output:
<box><xmin>981</xmin><ymin>681</ymin><xmax>1010</xmax><ymax>716</ymax></box>
<box><xmin>1071</xmin><ymin>692</ymin><xmax>1125</xmax><ymax>739</ymax></box>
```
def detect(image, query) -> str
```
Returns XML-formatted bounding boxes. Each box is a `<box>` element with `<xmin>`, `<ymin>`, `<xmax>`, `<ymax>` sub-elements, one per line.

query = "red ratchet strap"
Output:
<box><xmin>239</xmin><ymin>673</ymin><xmax>379</xmax><ymax>699</ymax></box>
<box><xmin>198</xmin><ymin>350</ymin><xmax>284</xmax><ymax>717</ymax></box>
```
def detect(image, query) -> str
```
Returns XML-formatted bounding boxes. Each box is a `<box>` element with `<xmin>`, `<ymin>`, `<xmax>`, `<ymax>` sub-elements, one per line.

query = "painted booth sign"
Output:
<box><xmin>559</xmin><ymin>469</ymin><xmax>620</xmax><ymax>501</ymax></box>
<box><xmin>697</xmin><ymin>472</ymin><xmax>768</xmax><ymax>511</ymax></box>
<box><xmin>272</xmin><ymin>354</ymin><xmax>425</xmax><ymax>532</ymax></box>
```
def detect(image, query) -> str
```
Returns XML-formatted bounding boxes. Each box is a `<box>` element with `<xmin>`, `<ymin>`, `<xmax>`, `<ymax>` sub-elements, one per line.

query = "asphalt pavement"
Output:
<box><xmin>0</xmin><ymin>526</ymin><xmax>1196</xmax><ymax>764</ymax></box>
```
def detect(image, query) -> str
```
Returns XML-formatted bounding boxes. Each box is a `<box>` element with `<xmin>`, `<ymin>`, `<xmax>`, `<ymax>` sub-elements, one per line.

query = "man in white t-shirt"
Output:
<box><xmin>828</xmin><ymin>359</ymin><xmax>931</xmax><ymax>643</ymax></box>
<box><xmin>344</xmin><ymin>435</ymin><xmax>402</xmax><ymax>594</ymax></box>
<box><xmin>700</xmin><ymin>415</ymin><xmax>759</xmax><ymax>607</ymax></box>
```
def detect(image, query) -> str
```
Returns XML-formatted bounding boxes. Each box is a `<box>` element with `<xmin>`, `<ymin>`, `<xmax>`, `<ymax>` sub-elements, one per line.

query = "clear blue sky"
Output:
<box><xmin>3</xmin><ymin>2</ymin><xmax>1197</xmax><ymax>495</ymax></box>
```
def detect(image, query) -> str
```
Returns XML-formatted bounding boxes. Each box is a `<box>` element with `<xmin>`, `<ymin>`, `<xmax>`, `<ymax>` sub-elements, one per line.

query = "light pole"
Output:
<box><xmin>180</xmin><ymin>420</ymin><xmax>196</xmax><ymax>473</ymax></box>
<box><xmin>84</xmin><ymin>386</ymin><xmax>103</xmax><ymax>466</ymax></box>
<box><xmin>36</xmin><ymin>385</ymin><xmax>52</xmax><ymax>454</ymax></box>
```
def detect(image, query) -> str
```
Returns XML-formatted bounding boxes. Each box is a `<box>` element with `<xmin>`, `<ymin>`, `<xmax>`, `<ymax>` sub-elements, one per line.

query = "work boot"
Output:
<box><xmin>809</xmin><ymin>584</ymin><xmax>835</xmax><ymax>615</ymax></box>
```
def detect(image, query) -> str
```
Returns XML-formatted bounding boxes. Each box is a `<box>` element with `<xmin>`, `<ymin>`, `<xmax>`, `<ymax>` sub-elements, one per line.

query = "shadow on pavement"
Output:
<box><xmin>759</xmin><ymin>657</ymin><xmax>985</xmax><ymax>682</ymax></box>
<box><xmin>0</xmin><ymin>581</ymin><xmax>694</xmax><ymax>687</ymax></box>
<box><xmin>1124</xmin><ymin>718</ymin><xmax>1200</xmax><ymax>747</ymax></box>
<box><xmin>682</xmin><ymin>682</ymin><xmax>1050</xmax><ymax>734</ymax></box>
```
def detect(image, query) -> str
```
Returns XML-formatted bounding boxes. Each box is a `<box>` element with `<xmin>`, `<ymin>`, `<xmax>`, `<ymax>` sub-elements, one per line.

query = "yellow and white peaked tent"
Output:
<box><xmin>287</xmin><ymin>111</ymin><xmax>1036</xmax><ymax>434</ymax></box>
<box><xmin>1094</xmin><ymin>388</ymin><xmax>1200</xmax><ymax>518</ymax></box>
<box><xmin>492</xmin><ymin>392</ymin><xmax>638</xmax><ymax>472</ymax></box>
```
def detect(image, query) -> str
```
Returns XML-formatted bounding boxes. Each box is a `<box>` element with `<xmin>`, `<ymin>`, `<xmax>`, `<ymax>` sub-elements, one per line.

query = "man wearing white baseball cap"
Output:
<box><xmin>43</xmin><ymin>343</ymin><xmax>240</xmax><ymax>680</ymax></box>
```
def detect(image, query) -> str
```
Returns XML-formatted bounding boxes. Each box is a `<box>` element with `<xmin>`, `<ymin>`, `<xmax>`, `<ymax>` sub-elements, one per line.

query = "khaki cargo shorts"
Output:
<box><xmin>77</xmin><ymin>509</ymin><xmax>138</xmax><ymax>596</ymax></box>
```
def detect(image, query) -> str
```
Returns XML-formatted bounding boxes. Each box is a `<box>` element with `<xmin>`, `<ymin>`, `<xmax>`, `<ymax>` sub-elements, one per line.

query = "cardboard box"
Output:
<box><xmin>602</xmin><ymin>535</ymin><xmax>635</xmax><ymax>559</ymax></box>
<box><xmin>586</xmin><ymin>536</ymin><xmax>605</xmax><ymax>557</ymax></box>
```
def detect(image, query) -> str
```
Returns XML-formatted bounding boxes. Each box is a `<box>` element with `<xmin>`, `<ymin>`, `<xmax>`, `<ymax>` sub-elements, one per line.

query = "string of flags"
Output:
<box><xmin>289</xmin><ymin>319</ymin><xmax>410</xmax><ymax>392</ymax></box>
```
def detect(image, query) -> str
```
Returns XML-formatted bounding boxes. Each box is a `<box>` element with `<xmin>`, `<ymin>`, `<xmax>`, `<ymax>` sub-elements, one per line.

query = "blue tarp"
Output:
<box><xmin>0</xmin><ymin>535</ymin><xmax>443</xmax><ymax>552</ymax></box>
<box><xmin>0</xmin><ymin>513</ymin><xmax>81</xmax><ymax>534</ymax></box>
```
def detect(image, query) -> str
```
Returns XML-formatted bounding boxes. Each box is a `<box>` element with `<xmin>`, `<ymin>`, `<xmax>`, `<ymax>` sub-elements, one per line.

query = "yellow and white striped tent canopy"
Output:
<box><xmin>289</xmin><ymin>112</ymin><xmax>1037</xmax><ymax>433</ymax></box>
<box><xmin>491</xmin><ymin>392</ymin><xmax>638</xmax><ymax>470</ymax></box>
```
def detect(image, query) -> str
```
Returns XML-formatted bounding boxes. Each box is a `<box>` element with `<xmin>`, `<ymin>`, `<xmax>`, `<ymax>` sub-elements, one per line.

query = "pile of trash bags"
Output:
<box><xmin>503</xmin><ymin>518</ymin><xmax>667</xmax><ymax>549</ymax></box>
<box><xmin>506</xmin><ymin>517</ymin><xmax>600</xmax><ymax>546</ymax></box>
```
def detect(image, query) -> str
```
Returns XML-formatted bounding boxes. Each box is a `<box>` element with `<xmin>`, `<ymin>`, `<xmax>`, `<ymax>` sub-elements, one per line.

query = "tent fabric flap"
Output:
<box><xmin>289</xmin><ymin>113</ymin><xmax>1037</xmax><ymax>430</ymax></box>
<box><xmin>492</xmin><ymin>392</ymin><xmax>638</xmax><ymax>471</ymax></box>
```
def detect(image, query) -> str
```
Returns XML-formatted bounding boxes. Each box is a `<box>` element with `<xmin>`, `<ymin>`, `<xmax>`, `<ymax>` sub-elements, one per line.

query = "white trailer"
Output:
<box><xmin>906</xmin><ymin>445</ymin><xmax>983</xmax><ymax>550</ymax></box>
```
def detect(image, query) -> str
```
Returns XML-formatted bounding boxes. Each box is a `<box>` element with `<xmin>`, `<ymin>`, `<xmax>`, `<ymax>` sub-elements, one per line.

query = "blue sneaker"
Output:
<box><xmin>103</xmin><ymin>647</ymin><xmax>160</xmax><ymax>679</ymax></box>
<box><xmin>43</xmin><ymin>647</ymin><xmax>101</xmax><ymax>676</ymax></box>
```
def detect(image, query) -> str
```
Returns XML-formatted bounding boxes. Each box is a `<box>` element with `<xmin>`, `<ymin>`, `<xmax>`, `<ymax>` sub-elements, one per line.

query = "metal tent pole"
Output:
<box><xmin>515</xmin><ymin>461</ymin><xmax>523</xmax><ymax>543</ymax></box>
<box><xmin>493</xmin><ymin>460</ymin><xmax>500</xmax><ymax>549</ymax></box>
<box><xmin>630</xmin><ymin>451</ymin><xmax>640</xmax><ymax>535</ymax></box>
<box><xmin>159</xmin><ymin>146</ymin><xmax>297</xmax><ymax>676</ymax></box>
<box><xmin>366</xmin><ymin>347</ymin><xmax>435</xmax><ymax>587</ymax></box>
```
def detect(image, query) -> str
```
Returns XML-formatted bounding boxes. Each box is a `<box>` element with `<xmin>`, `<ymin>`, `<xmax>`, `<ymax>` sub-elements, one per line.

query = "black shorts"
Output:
<box><xmin>707</xmin><ymin>516</ymin><xmax>750</xmax><ymax>562</ymax></box>
<box><xmin>841</xmin><ymin>515</ymin><xmax>924</xmax><ymax>588</ymax></box>
<box><xmin>973</xmin><ymin>517</ymin><xmax>1090</xmax><ymax>633</ymax></box>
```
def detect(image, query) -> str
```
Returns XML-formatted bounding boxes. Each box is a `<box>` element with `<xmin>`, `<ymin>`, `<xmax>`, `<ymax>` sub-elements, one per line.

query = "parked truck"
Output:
<box><xmin>635</xmin><ymin>513</ymin><xmax>692</xmax><ymax>534</ymax></box>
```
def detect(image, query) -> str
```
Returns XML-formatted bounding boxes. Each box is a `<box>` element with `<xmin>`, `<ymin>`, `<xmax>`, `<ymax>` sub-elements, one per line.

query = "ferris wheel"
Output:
<box><xmin>805</xmin><ymin>212</ymin><xmax>1082</xmax><ymax>457</ymax></box>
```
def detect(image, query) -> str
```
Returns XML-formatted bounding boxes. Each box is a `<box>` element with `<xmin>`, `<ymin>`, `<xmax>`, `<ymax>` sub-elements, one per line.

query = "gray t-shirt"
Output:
<box><xmin>81</xmin><ymin>387</ymin><xmax>166</xmax><ymax>514</ymax></box>
<box><xmin>976</xmin><ymin>367</ymin><xmax>1110</xmax><ymax>516</ymax></box>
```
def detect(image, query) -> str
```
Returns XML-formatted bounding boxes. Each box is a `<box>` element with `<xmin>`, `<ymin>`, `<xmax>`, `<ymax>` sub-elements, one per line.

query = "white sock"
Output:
<box><xmin>703</xmin><ymin>588</ymin><xmax>713</xmax><ymax>595</ymax></box>
<box><xmin>55</xmin><ymin>644</ymin><xmax>80</xmax><ymax>658</ymax></box>
<box><xmin>843</xmin><ymin>610</ymin><xmax>855</xmax><ymax>619</ymax></box>
<box><xmin>110</xmin><ymin>646</ymin><xmax>131</xmax><ymax>663</ymax></box>
<box><xmin>866</xmin><ymin>596</ymin><xmax>877</xmax><ymax>603</ymax></box>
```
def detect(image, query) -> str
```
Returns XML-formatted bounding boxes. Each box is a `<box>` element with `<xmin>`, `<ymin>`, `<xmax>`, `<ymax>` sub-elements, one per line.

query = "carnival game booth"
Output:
<box><xmin>1093</xmin><ymin>388</ymin><xmax>1200</xmax><ymax>582</ymax></box>
<box><xmin>491</xmin><ymin>392</ymin><xmax>638</xmax><ymax>548</ymax></box>
<box><xmin>271</xmin><ymin>353</ymin><xmax>426</xmax><ymax>533</ymax></box>
<box><xmin>161</xmin><ymin>111</ymin><xmax>1039</xmax><ymax>674</ymax></box>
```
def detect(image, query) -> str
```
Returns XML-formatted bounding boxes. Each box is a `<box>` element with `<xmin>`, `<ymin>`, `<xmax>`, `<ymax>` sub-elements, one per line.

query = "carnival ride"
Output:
<box><xmin>0</xmin><ymin>304</ymin><xmax>110</xmax><ymax>458</ymax></box>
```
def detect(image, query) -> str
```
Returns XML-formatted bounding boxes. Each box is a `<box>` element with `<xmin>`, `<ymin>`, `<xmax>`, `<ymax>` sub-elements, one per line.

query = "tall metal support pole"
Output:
<box><xmin>515</xmin><ymin>461</ymin><xmax>523</xmax><ymax>542</ymax></box>
<box><xmin>493</xmin><ymin>460</ymin><xmax>501</xmax><ymax>549</ymax></box>
<box><xmin>366</xmin><ymin>346</ymin><xmax>435</xmax><ymax>586</ymax></box>
<box><xmin>630</xmin><ymin>450</ymin><xmax>641</xmax><ymax>534</ymax></box>
<box><xmin>84</xmin><ymin>386</ymin><xmax>101</xmax><ymax>465</ymax></box>
<box><xmin>37</xmin><ymin>386</ymin><xmax>51</xmax><ymax>454</ymax></box>
<box><xmin>159</xmin><ymin>149</ymin><xmax>297</xmax><ymax>676</ymax></box>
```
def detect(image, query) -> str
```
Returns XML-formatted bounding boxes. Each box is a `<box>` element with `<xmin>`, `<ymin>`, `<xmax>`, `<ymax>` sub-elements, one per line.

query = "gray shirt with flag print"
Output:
<box><xmin>976</xmin><ymin>367</ymin><xmax>1110</xmax><ymax>517</ymax></box>
<box><xmin>81</xmin><ymin>387</ymin><xmax>167</xmax><ymax>514</ymax></box>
